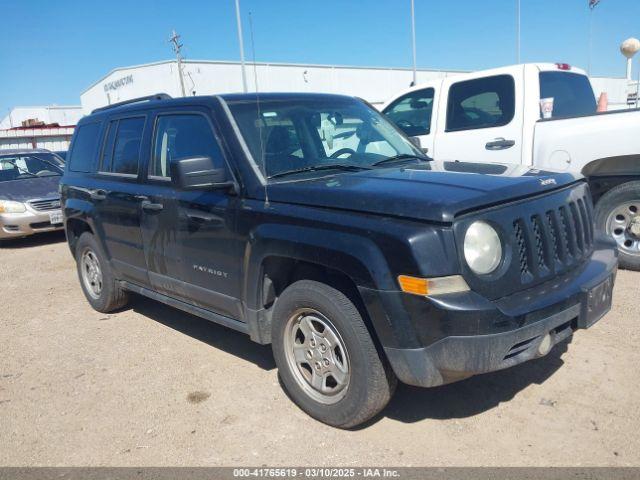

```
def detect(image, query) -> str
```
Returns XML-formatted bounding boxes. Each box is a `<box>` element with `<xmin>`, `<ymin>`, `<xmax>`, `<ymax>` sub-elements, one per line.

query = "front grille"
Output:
<box><xmin>28</xmin><ymin>198</ymin><xmax>61</xmax><ymax>212</ymax></box>
<box><xmin>512</xmin><ymin>193</ymin><xmax>594</xmax><ymax>284</ymax></box>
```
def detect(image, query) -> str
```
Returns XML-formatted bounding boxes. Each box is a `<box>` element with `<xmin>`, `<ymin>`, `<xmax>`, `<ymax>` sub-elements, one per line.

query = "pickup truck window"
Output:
<box><xmin>100</xmin><ymin>117</ymin><xmax>144</xmax><ymax>176</ymax></box>
<box><xmin>383</xmin><ymin>88</ymin><xmax>435</xmax><ymax>136</ymax></box>
<box><xmin>150</xmin><ymin>114</ymin><xmax>224</xmax><ymax>179</ymax></box>
<box><xmin>227</xmin><ymin>98</ymin><xmax>418</xmax><ymax>180</ymax></box>
<box><xmin>68</xmin><ymin>122</ymin><xmax>101</xmax><ymax>173</ymax></box>
<box><xmin>539</xmin><ymin>72</ymin><xmax>596</xmax><ymax>118</ymax></box>
<box><xmin>446</xmin><ymin>75</ymin><xmax>515</xmax><ymax>132</ymax></box>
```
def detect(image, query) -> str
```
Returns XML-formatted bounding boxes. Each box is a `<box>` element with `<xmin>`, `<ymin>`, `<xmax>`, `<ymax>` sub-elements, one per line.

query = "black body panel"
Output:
<box><xmin>60</xmin><ymin>93</ymin><xmax>618</xmax><ymax>387</ymax></box>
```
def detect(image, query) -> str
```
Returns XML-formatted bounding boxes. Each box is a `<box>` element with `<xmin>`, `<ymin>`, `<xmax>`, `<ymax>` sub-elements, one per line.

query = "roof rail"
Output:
<box><xmin>91</xmin><ymin>93</ymin><xmax>172</xmax><ymax>114</ymax></box>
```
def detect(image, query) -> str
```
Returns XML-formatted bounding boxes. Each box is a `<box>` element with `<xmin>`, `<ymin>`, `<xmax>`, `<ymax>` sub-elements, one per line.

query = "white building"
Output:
<box><xmin>81</xmin><ymin>59</ymin><xmax>632</xmax><ymax>113</ymax></box>
<box><xmin>80</xmin><ymin>59</ymin><xmax>465</xmax><ymax>112</ymax></box>
<box><xmin>0</xmin><ymin>106</ymin><xmax>83</xmax><ymax>130</ymax></box>
<box><xmin>0</xmin><ymin>106</ymin><xmax>83</xmax><ymax>151</ymax></box>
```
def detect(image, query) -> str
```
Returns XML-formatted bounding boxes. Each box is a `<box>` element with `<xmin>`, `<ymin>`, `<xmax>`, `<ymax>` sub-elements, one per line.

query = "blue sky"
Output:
<box><xmin>1</xmin><ymin>0</ymin><xmax>638</xmax><ymax>115</ymax></box>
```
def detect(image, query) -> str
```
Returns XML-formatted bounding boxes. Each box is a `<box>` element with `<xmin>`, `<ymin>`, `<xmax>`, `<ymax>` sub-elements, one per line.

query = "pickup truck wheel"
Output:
<box><xmin>595</xmin><ymin>181</ymin><xmax>640</xmax><ymax>271</ymax></box>
<box><xmin>75</xmin><ymin>232</ymin><xmax>129</xmax><ymax>312</ymax></box>
<box><xmin>272</xmin><ymin>280</ymin><xmax>396</xmax><ymax>428</ymax></box>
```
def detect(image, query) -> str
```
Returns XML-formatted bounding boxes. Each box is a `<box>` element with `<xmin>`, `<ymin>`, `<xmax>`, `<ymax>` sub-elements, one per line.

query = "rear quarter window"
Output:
<box><xmin>68</xmin><ymin>122</ymin><xmax>101</xmax><ymax>173</ymax></box>
<box><xmin>539</xmin><ymin>72</ymin><xmax>596</xmax><ymax>118</ymax></box>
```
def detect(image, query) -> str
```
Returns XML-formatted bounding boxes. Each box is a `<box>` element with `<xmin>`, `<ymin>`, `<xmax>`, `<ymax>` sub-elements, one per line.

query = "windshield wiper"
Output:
<box><xmin>268</xmin><ymin>163</ymin><xmax>371</xmax><ymax>180</ymax></box>
<box><xmin>371</xmin><ymin>154</ymin><xmax>430</xmax><ymax>167</ymax></box>
<box><xmin>31</xmin><ymin>154</ymin><xmax>64</xmax><ymax>171</ymax></box>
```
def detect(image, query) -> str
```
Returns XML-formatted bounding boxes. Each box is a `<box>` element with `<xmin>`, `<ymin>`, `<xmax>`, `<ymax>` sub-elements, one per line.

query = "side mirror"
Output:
<box><xmin>171</xmin><ymin>156</ymin><xmax>233</xmax><ymax>190</ymax></box>
<box><xmin>408</xmin><ymin>136</ymin><xmax>422</xmax><ymax>148</ymax></box>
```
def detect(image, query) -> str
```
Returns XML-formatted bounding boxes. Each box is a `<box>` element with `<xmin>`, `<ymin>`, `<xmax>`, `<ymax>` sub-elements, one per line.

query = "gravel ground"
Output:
<box><xmin>1</xmin><ymin>231</ymin><xmax>638</xmax><ymax>467</ymax></box>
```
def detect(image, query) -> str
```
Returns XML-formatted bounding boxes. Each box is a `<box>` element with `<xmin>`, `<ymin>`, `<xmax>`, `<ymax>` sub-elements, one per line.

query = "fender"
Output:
<box><xmin>241</xmin><ymin>223</ymin><xmax>418</xmax><ymax>346</ymax></box>
<box><xmin>243</xmin><ymin>223</ymin><xmax>393</xmax><ymax>309</ymax></box>
<box><xmin>63</xmin><ymin>189</ymin><xmax>109</xmax><ymax>259</ymax></box>
<box><xmin>581</xmin><ymin>155</ymin><xmax>640</xmax><ymax>201</ymax></box>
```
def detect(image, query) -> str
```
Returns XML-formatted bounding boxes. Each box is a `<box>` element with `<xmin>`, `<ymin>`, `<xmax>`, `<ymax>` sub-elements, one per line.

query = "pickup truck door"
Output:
<box><xmin>382</xmin><ymin>86</ymin><xmax>437</xmax><ymax>155</ymax></box>
<box><xmin>140</xmin><ymin>109</ymin><xmax>244</xmax><ymax>320</ymax></box>
<box><xmin>433</xmin><ymin>66</ymin><xmax>524</xmax><ymax>164</ymax></box>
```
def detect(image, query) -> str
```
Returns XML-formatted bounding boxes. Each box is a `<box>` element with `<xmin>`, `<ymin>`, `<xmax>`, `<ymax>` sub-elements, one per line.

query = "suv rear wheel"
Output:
<box><xmin>75</xmin><ymin>232</ymin><xmax>129</xmax><ymax>312</ymax></box>
<box><xmin>271</xmin><ymin>280</ymin><xmax>396</xmax><ymax>428</ymax></box>
<box><xmin>595</xmin><ymin>181</ymin><xmax>640</xmax><ymax>271</ymax></box>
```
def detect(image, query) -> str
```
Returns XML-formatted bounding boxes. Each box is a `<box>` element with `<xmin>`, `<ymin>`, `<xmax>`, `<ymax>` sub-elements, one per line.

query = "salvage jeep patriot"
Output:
<box><xmin>61</xmin><ymin>93</ymin><xmax>618</xmax><ymax>428</ymax></box>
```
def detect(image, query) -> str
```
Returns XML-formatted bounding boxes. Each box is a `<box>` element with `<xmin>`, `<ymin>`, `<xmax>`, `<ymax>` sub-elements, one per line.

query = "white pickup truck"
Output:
<box><xmin>381</xmin><ymin>63</ymin><xmax>640</xmax><ymax>270</ymax></box>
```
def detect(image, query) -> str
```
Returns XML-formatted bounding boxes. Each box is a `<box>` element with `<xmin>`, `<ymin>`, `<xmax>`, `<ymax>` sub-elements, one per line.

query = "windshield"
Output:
<box><xmin>227</xmin><ymin>97</ymin><xmax>424</xmax><ymax>181</ymax></box>
<box><xmin>0</xmin><ymin>153</ymin><xmax>63</xmax><ymax>182</ymax></box>
<box><xmin>539</xmin><ymin>72</ymin><xmax>596</xmax><ymax>118</ymax></box>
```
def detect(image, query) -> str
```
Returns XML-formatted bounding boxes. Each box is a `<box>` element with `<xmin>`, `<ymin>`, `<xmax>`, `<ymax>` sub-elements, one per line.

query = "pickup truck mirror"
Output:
<box><xmin>171</xmin><ymin>156</ymin><xmax>233</xmax><ymax>191</ymax></box>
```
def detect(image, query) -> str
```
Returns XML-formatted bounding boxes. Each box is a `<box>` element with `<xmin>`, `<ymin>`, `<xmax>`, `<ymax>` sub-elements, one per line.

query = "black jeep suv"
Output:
<box><xmin>61</xmin><ymin>93</ymin><xmax>617</xmax><ymax>428</ymax></box>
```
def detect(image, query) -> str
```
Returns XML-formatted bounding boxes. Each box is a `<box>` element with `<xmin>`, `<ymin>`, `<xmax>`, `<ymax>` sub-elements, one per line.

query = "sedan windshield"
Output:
<box><xmin>0</xmin><ymin>153</ymin><xmax>63</xmax><ymax>182</ymax></box>
<box><xmin>227</xmin><ymin>97</ymin><xmax>426</xmax><ymax>181</ymax></box>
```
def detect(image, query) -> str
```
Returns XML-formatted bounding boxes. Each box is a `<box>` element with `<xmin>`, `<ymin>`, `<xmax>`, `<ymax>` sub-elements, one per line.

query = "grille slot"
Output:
<box><xmin>531</xmin><ymin>215</ymin><xmax>547</xmax><ymax>270</ymax></box>
<box><xmin>514</xmin><ymin>220</ymin><xmax>530</xmax><ymax>276</ymax></box>
<box><xmin>512</xmin><ymin>195</ymin><xmax>593</xmax><ymax>283</ymax></box>
<box><xmin>28</xmin><ymin>198</ymin><xmax>61</xmax><ymax>212</ymax></box>
<box><xmin>546</xmin><ymin>211</ymin><xmax>562</xmax><ymax>262</ymax></box>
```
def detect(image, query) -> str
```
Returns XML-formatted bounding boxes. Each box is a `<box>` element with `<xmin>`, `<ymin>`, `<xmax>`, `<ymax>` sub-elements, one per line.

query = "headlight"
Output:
<box><xmin>464</xmin><ymin>221</ymin><xmax>502</xmax><ymax>275</ymax></box>
<box><xmin>0</xmin><ymin>200</ymin><xmax>26</xmax><ymax>213</ymax></box>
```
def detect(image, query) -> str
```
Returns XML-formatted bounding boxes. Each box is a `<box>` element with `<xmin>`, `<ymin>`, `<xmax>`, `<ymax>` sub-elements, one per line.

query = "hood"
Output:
<box><xmin>265</xmin><ymin>161</ymin><xmax>582</xmax><ymax>223</ymax></box>
<box><xmin>0</xmin><ymin>175</ymin><xmax>61</xmax><ymax>202</ymax></box>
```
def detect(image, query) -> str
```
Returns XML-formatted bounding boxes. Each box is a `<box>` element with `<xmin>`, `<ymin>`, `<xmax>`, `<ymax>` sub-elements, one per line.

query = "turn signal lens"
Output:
<box><xmin>398</xmin><ymin>275</ymin><xmax>429</xmax><ymax>295</ymax></box>
<box><xmin>398</xmin><ymin>275</ymin><xmax>470</xmax><ymax>297</ymax></box>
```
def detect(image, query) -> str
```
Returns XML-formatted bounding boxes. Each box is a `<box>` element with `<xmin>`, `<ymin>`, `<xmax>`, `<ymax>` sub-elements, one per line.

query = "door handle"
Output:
<box><xmin>485</xmin><ymin>138</ymin><xmax>516</xmax><ymax>150</ymax></box>
<box><xmin>89</xmin><ymin>189</ymin><xmax>107</xmax><ymax>201</ymax></box>
<box><xmin>186</xmin><ymin>212</ymin><xmax>224</xmax><ymax>226</ymax></box>
<box><xmin>141</xmin><ymin>200</ymin><xmax>164</xmax><ymax>212</ymax></box>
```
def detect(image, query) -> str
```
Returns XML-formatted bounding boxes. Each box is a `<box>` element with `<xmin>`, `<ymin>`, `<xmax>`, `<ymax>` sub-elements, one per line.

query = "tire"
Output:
<box><xmin>75</xmin><ymin>232</ymin><xmax>129</xmax><ymax>312</ymax></box>
<box><xmin>271</xmin><ymin>280</ymin><xmax>396</xmax><ymax>428</ymax></box>
<box><xmin>594</xmin><ymin>181</ymin><xmax>640</xmax><ymax>271</ymax></box>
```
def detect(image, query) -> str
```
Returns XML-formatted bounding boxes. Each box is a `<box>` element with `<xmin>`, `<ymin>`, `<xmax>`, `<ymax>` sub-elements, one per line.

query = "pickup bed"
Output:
<box><xmin>382</xmin><ymin>63</ymin><xmax>640</xmax><ymax>270</ymax></box>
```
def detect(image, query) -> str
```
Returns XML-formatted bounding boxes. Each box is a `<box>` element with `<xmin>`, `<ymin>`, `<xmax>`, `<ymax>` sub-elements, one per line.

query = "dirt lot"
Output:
<box><xmin>0</xmin><ymin>231</ymin><xmax>638</xmax><ymax>467</ymax></box>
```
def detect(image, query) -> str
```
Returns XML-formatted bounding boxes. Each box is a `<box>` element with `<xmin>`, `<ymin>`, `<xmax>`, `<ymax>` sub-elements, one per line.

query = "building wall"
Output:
<box><xmin>0</xmin><ymin>127</ymin><xmax>74</xmax><ymax>151</ymax></box>
<box><xmin>80</xmin><ymin>60</ymin><xmax>463</xmax><ymax>112</ymax></box>
<box><xmin>590</xmin><ymin>77</ymin><xmax>631</xmax><ymax>110</ymax></box>
<box><xmin>0</xmin><ymin>106</ymin><xmax>83</xmax><ymax>130</ymax></box>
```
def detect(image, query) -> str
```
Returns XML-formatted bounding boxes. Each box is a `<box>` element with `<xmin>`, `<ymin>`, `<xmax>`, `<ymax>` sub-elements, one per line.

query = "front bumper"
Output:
<box><xmin>0</xmin><ymin>208</ymin><xmax>64</xmax><ymax>239</ymax></box>
<box><xmin>364</xmin><ymin>236</ymin><xmax>618</xmax><ymax>388</ymax></box>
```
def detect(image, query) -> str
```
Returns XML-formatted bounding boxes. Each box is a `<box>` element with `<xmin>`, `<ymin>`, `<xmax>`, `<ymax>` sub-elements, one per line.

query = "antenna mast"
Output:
<box><xmin>248</xmin><ymin>12</ymin><xmax>269</xmax><ymax>207</ymax></box>
<box><xmin>169</xmin><ymin>30</ymin><xmax>187</xmax><ymax>97</ymax></box>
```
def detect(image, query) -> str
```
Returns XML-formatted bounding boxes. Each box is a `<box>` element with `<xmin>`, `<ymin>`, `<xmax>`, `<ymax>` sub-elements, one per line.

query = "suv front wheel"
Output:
<box><xmin>272</xmin><ymin>280</ymin><xmax>396</xmax><ymax>428</ymax></box>
<box><xmin>75</xmin><ymin>232</ymin><xmax>129</xmax><ymax>312</ymax></box>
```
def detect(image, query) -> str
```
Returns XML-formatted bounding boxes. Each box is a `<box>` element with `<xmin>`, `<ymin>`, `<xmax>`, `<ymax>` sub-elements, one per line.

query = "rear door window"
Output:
<box><xmin>99</xmin><ymin>117</ymin><xmax>145</xmax><ymax>175</ymax></box>
<box><xmin>446</xmin><ymin>75</ymin><xmax>515</xmax><ymax>131</ymax></box>
<box><xmin>383</xmin><ymin>88</ymin><xmax>435</xmax><ymax>136</ymax></box>
<box><xmin>111</xmin><ymin>117</ymin><xmax>145</xmax><ymax>175</ymax></box>
<box><xmin>68</xmin><ymin>122</ymin><xmax>101</xmax><ymax>173</ymax></box>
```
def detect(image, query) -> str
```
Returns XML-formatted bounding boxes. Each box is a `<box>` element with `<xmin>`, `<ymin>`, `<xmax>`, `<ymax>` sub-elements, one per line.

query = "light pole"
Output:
<box><xmin>235</xmin><ymin>0</ymin><xmax>248</xmax><ymax>93</ymax></box>
<box><xmin>410</xmin><ymin>0</ymin><xmax>417</xmax><ymax>86</ymax></box>
<box><xmin>516</xmin><ymin>0</ymin><xmax>521</xmax><ymax>63</ymax></box>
